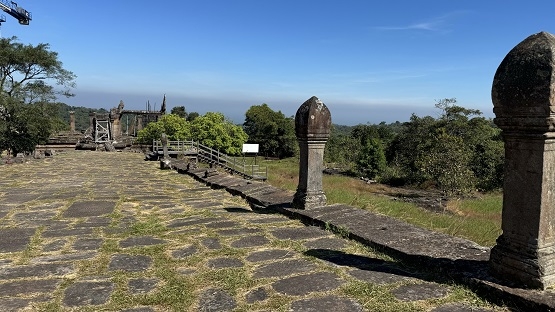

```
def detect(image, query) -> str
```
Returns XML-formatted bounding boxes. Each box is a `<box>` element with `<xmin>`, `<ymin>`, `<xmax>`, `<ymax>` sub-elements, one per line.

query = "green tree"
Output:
<box><xmin>356</xmin><ymin>138</ymin><xmax>387</xmax><ymax>179</ymax></box>
<box><xmin>243</xmin><ymin>103</ymin><xmax>296</xmax><ymax>158</ymax></box>
<box><xmin>186</xmin><ymin>111</ymin><xmax>199</xmax><ymax>122</ymax></box>
<box><xmin>385</xmin><ymin>98</ymin><xmax>503</xmax><ymax>193</ymax></box>
<box><xmin>416</xmin><ymin>130</ymin><xmax>476</xmax><ymax>195</ymax></box>
<box><xmin>136</xmin><ymin>114</ymin><xmax>190</xmax><ymax>144</ymax></box>
<box><xmin>170</xmin><ymin>106</ymin><xmax>187</xmax><ymax>119</ymax></box>
<box><xmin>190</xmin><ymin>112</ymin><xmax>248</xmax><ymax>155</ymax></box>
<box><xmin>0</xmin><ymin>37</ymin><xmax>76</xmax><ymax>155</ymax></box>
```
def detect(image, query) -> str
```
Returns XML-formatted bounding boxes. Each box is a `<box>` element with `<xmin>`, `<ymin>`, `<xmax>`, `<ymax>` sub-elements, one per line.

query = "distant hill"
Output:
<box><xmin>55</xmin><ymin>103</ymin><xmax>108</xmax><ymax>132</ymax></box>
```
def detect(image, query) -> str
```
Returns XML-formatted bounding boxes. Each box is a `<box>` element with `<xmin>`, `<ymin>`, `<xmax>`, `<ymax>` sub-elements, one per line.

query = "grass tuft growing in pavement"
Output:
<box><xmin>128</xmin><ymin>216</ymin><xmax>167</xmax><ymax>236</ymax></box>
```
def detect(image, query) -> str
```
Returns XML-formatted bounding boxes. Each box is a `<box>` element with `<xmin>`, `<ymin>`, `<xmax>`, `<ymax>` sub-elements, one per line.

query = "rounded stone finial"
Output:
<box><xmin>492</xmin><ymin>31</ymin><xmax>555</xmax><ymax>123</ymax></box>
<box><xmin>295</xmin><ymin>96</ymin><xmax>332</xmax><ymax>139</ymax></box>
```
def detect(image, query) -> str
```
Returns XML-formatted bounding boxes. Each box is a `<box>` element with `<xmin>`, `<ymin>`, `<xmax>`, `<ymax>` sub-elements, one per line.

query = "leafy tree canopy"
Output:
<box><xmin>243</xmin><ymin>103</ymin><xmax>296</xmax><ymax>158</ymax></box>
<box><xmin>0</xmin><ymin>37</ymin><xmax>76</xmax><ymax>155</ymax></box>
<box><xmin>136</xmin><ymin>114</ymin><xmax>190</xmax><ymax>144</ymax></box>
<box><xmin>137</xmin><ymin>112</ymin><xmax>248</xmax><ymax>156</ymax></box>
<box><xmin>190</xmin><ymin>112</ymin><xmax>248</xmax><ymax>155</ymax></box>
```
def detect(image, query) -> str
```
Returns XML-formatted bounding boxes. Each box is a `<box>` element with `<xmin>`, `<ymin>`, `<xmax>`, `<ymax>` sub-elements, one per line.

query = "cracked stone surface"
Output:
<box><xmin>253</xmin><ymin>259</ymin><xmax>318</xmax><ymax>278</ymax></box>
<box><xmin>63</xmin><ymin>281</ymin><xmax>114</xmax><ymax>306</ymax></box>
<box><xmin>109</xmin><ymin>254</ymin><xmax>152</xmax><ymax>272</ymax></box>
<box><xmin>0</xmin><ymin>151</ymin><xmax>513</xmax><ymax>311</ymax></box>
<box><xmin>197</xmin><ymin>288</ymin><xmax>237</xmax><ymax>312</ymax></box>
<box><xmin>392</xmin><ymin>283</ymin><xmax>452</xmax><ymax>301</ymax></box>
<box><xmin>272</xmin><ymin>272</ymin><xmax>344</xmax><ymax>296</ymax></box>
<box><xmin>290</xmin><ymin>295</ymin><xmax>364</xmax><ymax>312</ymax></box>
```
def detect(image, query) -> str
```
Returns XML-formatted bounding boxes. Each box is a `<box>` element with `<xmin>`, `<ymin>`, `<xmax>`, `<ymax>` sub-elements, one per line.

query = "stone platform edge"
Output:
<box><xmin>168</xmin><ymin>159</ymin><xmax>555</xmax><ymax>311</ymax></box>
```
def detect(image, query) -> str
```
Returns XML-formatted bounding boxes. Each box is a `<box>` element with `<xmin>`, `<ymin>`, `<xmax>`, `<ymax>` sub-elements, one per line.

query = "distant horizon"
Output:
<box><xmin>60</xmin><ymin>90</ymin><xmax>493</xmax><ymax>126</ymax></box>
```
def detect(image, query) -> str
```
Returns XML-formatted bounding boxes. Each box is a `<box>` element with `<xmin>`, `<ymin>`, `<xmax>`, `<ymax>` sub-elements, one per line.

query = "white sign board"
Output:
<box><xmin>242</xmin><ymin>144</ymin><xmax>259</xmax><ymax>153</ymax></box>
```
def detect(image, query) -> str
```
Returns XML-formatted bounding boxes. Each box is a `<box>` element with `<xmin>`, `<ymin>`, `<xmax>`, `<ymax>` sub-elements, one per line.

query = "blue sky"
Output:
<box><xmin>2</xmin><ymin>1</ymin><xmax>554</xmax><ymax>125</ymax></box>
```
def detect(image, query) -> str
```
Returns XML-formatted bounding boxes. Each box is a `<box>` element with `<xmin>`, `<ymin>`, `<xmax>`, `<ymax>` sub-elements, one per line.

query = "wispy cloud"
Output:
<box><xmin>374</xmin><ymin>11</ymin><xmax>467</xmax><ymax>33</ymax></box>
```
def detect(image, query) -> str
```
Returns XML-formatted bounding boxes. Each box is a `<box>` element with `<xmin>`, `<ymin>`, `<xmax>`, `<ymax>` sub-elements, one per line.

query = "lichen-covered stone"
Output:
<box><xmin>490</xmin><ymin>31</ymin><xmax>555</xmax><ymax>289</ymax></box>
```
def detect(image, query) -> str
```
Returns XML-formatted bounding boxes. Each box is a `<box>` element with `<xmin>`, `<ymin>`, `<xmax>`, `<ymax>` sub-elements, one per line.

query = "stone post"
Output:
<box><xmin>489</xmin><ymin>31</ymin><xmax>555</xmax><ymax>289</ymax></box>
<box><xmin>137</xmin><ymin>115</ymin><xmax>144</xmax><ymax>132</ymax></box>
<box><xmin>160</xmin><ymin>133</ymin><xmax>170</xmax><ymax>170</ymax></box>
<box><xmin>292</xmin><ymin>96</ymin><xmax>332</xmax><ymax>209</ymax></box>
<box><xmin>89</xmin><ymin>112</ymin><xmax>95</xmax><ymax>130</ymax></box>
<box><xmin>69</xmin><ymin>111</ymin><xmax>75</xmax><ymax>133</ymax></box>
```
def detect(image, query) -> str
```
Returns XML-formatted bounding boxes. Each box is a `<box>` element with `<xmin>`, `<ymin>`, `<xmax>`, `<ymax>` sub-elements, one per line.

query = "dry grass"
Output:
<box><xmin>261</xmin><ymin>157</ymin><xmax>502</xmax><ymax>246</ymax></box>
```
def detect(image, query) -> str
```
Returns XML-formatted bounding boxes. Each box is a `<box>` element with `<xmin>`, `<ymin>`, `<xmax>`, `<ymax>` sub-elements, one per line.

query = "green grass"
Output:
<box><xmin>261</xmin><ymin>158</ymin><xmax>502</xmax><ymax>246</ymax></box>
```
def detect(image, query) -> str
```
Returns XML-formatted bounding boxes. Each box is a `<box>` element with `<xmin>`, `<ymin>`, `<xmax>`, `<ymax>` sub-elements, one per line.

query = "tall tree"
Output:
<box><xmin>190</xmin><ymin>112</ymin><xmax>248</xmax><ymax>155</ymax></box>
<box><xmin>0</xmin><ymin>37</ymin><xmax>76</xmax><ymax>155</ymax></box>
<box><xmin>170</xmin><ymin>106</ymin><xmax>187</xmax><ymax>119</ymax></box>
<box><xmin>243</xmin><ymin>103</ymin><xmax>296</xmax><ymax>158</ymax></box>
<box><xmin>136</xmin><ymin>114</ymin><xmax>190</xmax><ymax>144</ymax></box>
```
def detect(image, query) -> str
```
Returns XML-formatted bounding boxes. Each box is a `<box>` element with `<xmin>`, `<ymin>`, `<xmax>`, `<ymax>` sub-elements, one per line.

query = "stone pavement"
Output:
<box><xmin>0</xmin><ymin>152</ymin><xmax>520</xmax><ymax>311</ymax></box>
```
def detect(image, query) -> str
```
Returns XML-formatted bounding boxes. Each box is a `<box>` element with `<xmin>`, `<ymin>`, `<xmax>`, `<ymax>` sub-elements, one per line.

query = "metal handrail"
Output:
<box><xmin>152</xmin><ymin>139</ymin><xmax>267</xmax><ymax>180</ymax></box>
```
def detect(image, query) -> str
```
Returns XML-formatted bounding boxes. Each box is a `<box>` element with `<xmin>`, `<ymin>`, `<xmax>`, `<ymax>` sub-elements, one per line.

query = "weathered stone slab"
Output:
<box><xmin>74</xmin><ymin>216</ymin><xmax>111</xmax><ymax>228</ymax></box>
<box><xmin>246</xmin><ymin>189</ymin><xmax>294</xmax><ymax>209</ymax></box>
<box><xmin>245</xmin><ymin>287</ymin><xmax>268</xmax><ymax>303</ymax></box>
<box><xmin>0</xmin><ymin>228</ymin><xmax>35</xmax><ymax>252</ymax></box>
<box><xmin>109</xmin><ymin>254</ymin><xmax>152</xmax><ymax>272</ymax></box>
<box><xmin>272</xmin><ymin>271</ymin><xmax>343</xmax><ymax>296</ymax></box>
<box><xmin>205</xmin><ymin>221</ymin><xmax>240</xmax><ymax>229</ymax></box>
<box><xmin>305</xmin><ymin>249</ymin><xmax>383</xmax><ymax>269</ymax></box>
<box><xmin>270</xmin><ymin>226</ymin><xmax>329</xmax><ymax>240</ymax></box>
<box><xmin>197</xmin><ymin>288</ymin><xmax>237</xmax><ymax>312</ymax></box>
<box><xmin>304</xmin><ymin>237</ymin><xmax>347</xmax><ymax>250</ymax></box>
<box><xmin>43</xmin><ymin>239</ymin><xmax>67</xmax><ymax>252</ymax></box>
<box><xmin>119</xmin><ymin>236</ymin><xmax>166</xmax><ymax>248</ymax></box>
<box><xmin>62</xmin><ymin>201</ymin><xmax>116</xmax><ymax>218</ymax></box>
<box><xmin>206</xmin><ymin>258</ymin><xmax>243</xmax><ymax>269</ymax></box>
<box><xmin>0</xmin><ymin>279</ymin><xmax>60</xmax><ymax>296</ymax></box>
<box><xmin>253</xmin><ymin>259</ymin><xmax>317</xmax><ymax>278</ymax></box>
<box><xmin>167</xmin><ymin>217</ymin><xmax>222</xmax><ymax>228</ymax></box>
<box><xmin>188</xmin><ymin>201</ymin><xmax>222</xmax><ymax>209</ymax></box>
<box><xmin>63</xmin><ymin>281</ymin><xmax>114</xmax><ymax>306</ymax></box>
<box><xmin>245</xmin><ymin>249</ymin><xmax>294</xmax><ymax>262</ymax></box>
<box><xmin>128</xmin><ymin>278</ymin><xmax>158</xmax><ymax>294</ymax></box>
<box><xmin>73</xmin><ymin>238</ymin><xmax>103</xmax><ymax>251</ymax></box>
<box><xmin>349</xmin><ymin>268</ymin><xmax>414</xmax><ymax>285</ymax></box>
<box><xmin>431</xmin><ymin>303</ymin><xmax>493</xmax><ymax>312</ymax></box>
<box><xmin>230</xmin><ymin>235</ymin><xmax>269</xmax><ymax>248</ymax></box>
<box><xmin>249</xmin><ymin>216</ymin><xmax>290</xmax><ymax>224</ymax></box>
<box><xmin>201</xmin><ymin>238</ymin><xmax>222</xmax><ymax>250</ymax></box>
<box><xmin>290</xmin><ymin>295</ymin><xmax>363</xmax><ymax>312</ymax></box>
<box><xmin>1</xmin><ymin>193</ymin><xmax>40</xmax><ymax>205</ymax></box>
<box><xmin>121</xmin><ymin>307</ymin><xmax>155</xmax><ymax>312</ymax></box>
<box><xmin>226</xmin><ymin>183</ymin><xmax>268</xmax><ymax>197</ymax></box>
<box><xmin>0</xmin><ymin>263</ymin><xmax>74</xmax><ymax>278</ymax></box>
<box><xmin>171</xmin><ymin>245</ymin><xmax>198</xmax><ymax>259</ymax></box>
<box><xmin>0</xmin><ymin>297</ymin><xmax>32</xmax><ymax>311</ymax></box>
<box><xmin>285</xmin><ymin>204</ymin><xmax>490</xmax><ymax>262</ymax></box>
<box><xmin>12</xmin><ymin>211</ymin><xmax>57</xmax><ymax>222</ymax></box>
<box><xmin>217</xmin><ymin>228</ymin><xmax>262</xmax><ymax>236</ymax></box>
<box><xmin>392</xmin><ymin>283</ymin><xmax>451</xmax><ymax>301</ymax></box>
<box><xmin>42</xmin><ymin>228</ymin><xmax>94</xmax><ymax>238</ymax></box>
<box><xmin>30</xmin><ymin>251</ymin><xmax>98</xmax><ymax>264</ymax></box>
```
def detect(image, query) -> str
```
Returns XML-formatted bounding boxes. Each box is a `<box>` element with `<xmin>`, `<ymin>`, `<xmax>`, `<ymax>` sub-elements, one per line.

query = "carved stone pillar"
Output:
<box><xmin>489</xmin><ymin>31</ymin><xmax>555</xmax><ymax>289</ymax></box>
<box><xmin>69</xmin><ymin>111</ymin><xmax>75</xmax><ymax>133</ymax></box>
<box><xmin>292</xmin><ymin>96</ymin><xmax>332</xmax><ymax>209</ymax></box>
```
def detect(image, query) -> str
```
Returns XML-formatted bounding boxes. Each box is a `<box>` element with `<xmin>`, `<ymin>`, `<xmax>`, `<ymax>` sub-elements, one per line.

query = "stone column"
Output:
<box><xmin>137</xmin><ymin>115</ymin><xmax>144</xmax><ymax>132</ymax></box>
<box><xmin>160</xmin><ymin>133</ymin><xmax>170</xmax><ymax>169</ymax></box>
<box><xmin>69</xmin><ymin>111</ymin><xmax>75</xmax><ymax>133</ymax></box>
<box><xmin>292</xmin><ymin>96</ymin><xmax>332</xmax><ymax>209</ymax></box>
<box><xmin>489</xmin><ymin>31</ymin><xmax>555</xmax><ymax>289</ymax></box>
<box><xmin>89</xmin><ymin>112</ymin><xmax>95</xmax><ymax>130</ymax></box>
